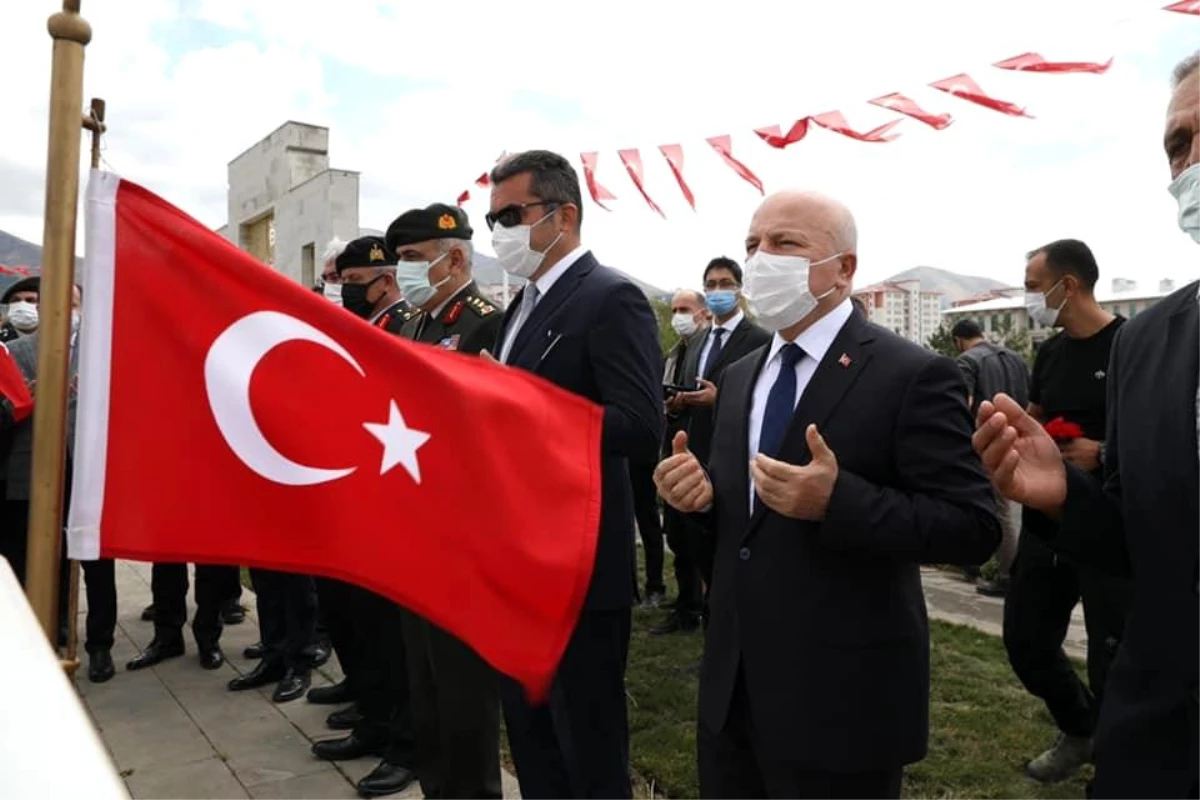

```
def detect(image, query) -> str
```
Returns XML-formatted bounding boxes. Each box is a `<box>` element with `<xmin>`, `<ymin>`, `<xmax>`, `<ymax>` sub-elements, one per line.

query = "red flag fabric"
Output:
<box><xmin>868</xmin><ymin>92</ymin><xmax>954</xmax><ymax>129</ymax></box>
<box><xmin>705</xmin><ymin>135</ymin><xmax>765</xmax><ymax>195</ymax></box>
<box><xmin>809</xmin><ymin>111</ymin><xmax>903</xmax><ymax>142</ymax></box>
<box><xmin>474</xmin><ymin>172</ymin><xmax>491</xmax><ymax>188</ymax></box>
<box><xmin>993</xmin><ymin>52</ymin><xmax>1113</xmax><ymax>74</ymax></box>
<box><xmin>68</xmin><ymin>171</ymin><xmax>604</xmax><ymax>701</ymax></box>
<box><xmin>0</xmin><ymin>344</ymin><xmax>32</xmax><ymax>423</ymax></box>
<box><xmin>617</xmin><ymin>149</ymin><xmax>665</xmax><ymax>219</ymax></box>
<box><xmin>930</xmin><ymin>73</ymin><xmax>1033</xmax><ymax>118</ymax></box>
<box><xmin>1164</xmin><ymin>0</ymin><xmax>1200</xmax><ymax>14</ymax></box>
<box><xmin>579</xmin><ymin>152</ymin><xmax>617</xmax><ymax>211</ymax></box>
<box><xmin>754</xmin><ymin>120</ymin><xmax>810</xmax><ymax>149</ymax></box>
<box><xmin>455</xmin><ymin>189</ymin><xmax>470</xmax><ymax>206</ymax></box>
<box><xmin>657</xmin><ymin>144</ymin><xmax>696</xmax><ymax>210</ymax></box>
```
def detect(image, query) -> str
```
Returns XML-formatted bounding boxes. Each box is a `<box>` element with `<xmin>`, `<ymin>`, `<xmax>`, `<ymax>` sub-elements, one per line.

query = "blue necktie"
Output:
<box><xmin>703</xmin><ymin>328</ymin><xmax>726</xmax><ymax>378</ymax></box>
<box><xmin>757</xmin><ymin>343</ymin><xmax>804</xmax><ymax>459</ymax></box>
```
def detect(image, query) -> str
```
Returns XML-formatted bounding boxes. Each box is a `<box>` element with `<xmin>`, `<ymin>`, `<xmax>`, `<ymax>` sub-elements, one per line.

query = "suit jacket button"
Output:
<box><xmin>739</xmin><ymin>547</ymin><xmax>750</xmax><ymax>561</ymax></box>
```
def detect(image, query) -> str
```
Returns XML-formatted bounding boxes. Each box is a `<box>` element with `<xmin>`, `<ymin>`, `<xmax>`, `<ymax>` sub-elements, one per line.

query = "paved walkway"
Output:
<box><xmin>71</xmin><ymin>561</ymin><xmax>1084</xmax><ymax>798</ymax></box>
<box><xmin>921</xmin><ymin>566</ymin><xmax>1087</xmax><ymax>660</ymax></box>
<box><xmin>74</xmin><ymin>561</ymin><xmax>520</xmax><ymax>799</ymax></box>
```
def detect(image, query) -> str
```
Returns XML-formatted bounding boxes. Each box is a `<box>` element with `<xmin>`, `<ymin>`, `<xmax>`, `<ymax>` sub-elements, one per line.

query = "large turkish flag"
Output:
<box><xmin>67</xmin><ymin>171</ymin><xmax>603</xmax><ymax>700</ymax></box>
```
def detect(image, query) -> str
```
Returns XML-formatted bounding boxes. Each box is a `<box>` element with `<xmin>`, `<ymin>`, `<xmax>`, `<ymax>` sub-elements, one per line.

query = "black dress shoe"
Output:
<box><xmin>126</xmin><ymin>638</ymin><xmax>185</xmax><ymax>670</ymax></box>
<box><xmin>650</xmin><ymin>610</ymin><xmax>700</xmax><ymax>636</ymax></box>
<box><xmin>308</xmin><ymin>641</ymin><xmax>331</xmax><ymax>668</ymax></box>
<box><xmin>88</xmin><ymin>650</ymin><xmax>115</xmax><ymax>683</ymax></box>
<box><xmin>311</xmin><ymin>733</ymin><xmax>386</xmax><ymax>762</ymax></box>
<box><xmin>326</xmin><ymin>704</ymin><xmax>363</xmax><ymax>730</ymax></box>
<box><xmin>221</xmin><ymin>602</ymin><xmax>247</xmax><ymax>626</ymax></box>
<box><xmin>199</xmin><ymin>647</ymin><xmax>225</xmax><ymax>670</ymax></box>
<box><xmin>227</xmin><ymin>660</ymin><xmax>285</xmax><ymax>691</ymax></box>
<box><xmin>308</xmin><ymin>678</ymin><xmax>354</xmax><ymax>705</ymax></box>
<box><xmin>140</xmin><ymin>603</ymin><xmax>155</xmax><ymax>622</ymax></box>
<box><xmin>243</xmin><ymin>641</ymin><xmax>264</xmax><ymax>660</ymax></box>
<box><xmin>357</xmin><ymin>760</ymin><xmax>417</xmax><ymax>798</ymax></box>
<box><xmin>272</xmin><ymin>668</ymin><xmax>311</xmax><ymax>703</ymax></box>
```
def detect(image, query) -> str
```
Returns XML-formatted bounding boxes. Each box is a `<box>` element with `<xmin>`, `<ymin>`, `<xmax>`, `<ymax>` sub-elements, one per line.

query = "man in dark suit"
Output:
<box><xmin>974</xmin><ymin>50</ymin><xmax>1199</xmax><ymax>799</ymax></box>
<box><xmin>6</xmin><ymin>285</ymin><xmax>120</xmax><ymax>684</ymax></box>
<box><xmin>656</xmin><ymin>190</ymin><xmax>999</xmax><ymax>798</ymax></box>
<box><xmin>350</xmin><ymin>203</ymin><xmax>506</xmax><ymax>800</ymax></box>
<box><xmin>653</xmin><ymin>259</ymin><xmax>769</xmax><ymax>635</ymax></box>
<box><xmin>656</xmin><ymin>290</ymin><xmax>710</xmax><ymax>618</ymax></box>
<box><xmin>484</xmin><ymin>150</ymin><xmax>663</xmax><ymax>799</ymax></box>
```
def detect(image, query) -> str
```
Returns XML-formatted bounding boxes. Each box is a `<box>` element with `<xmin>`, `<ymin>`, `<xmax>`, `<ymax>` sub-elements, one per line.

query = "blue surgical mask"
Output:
<box><xmin>395</xmin><ymin>253</ymin><xmax>451</xmax><ymax>308</ymax></box>
<box><xmin>705</xmin><ymin>290</ymin><xmax>738</xmax><ymax>316</ymax></box>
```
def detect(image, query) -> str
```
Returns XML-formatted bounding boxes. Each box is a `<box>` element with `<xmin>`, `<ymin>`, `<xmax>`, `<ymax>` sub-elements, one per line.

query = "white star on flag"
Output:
<box><xmin>363</xmin><ymin>400</ymin><xmax>431</xmax><ymax>483</ymax></box>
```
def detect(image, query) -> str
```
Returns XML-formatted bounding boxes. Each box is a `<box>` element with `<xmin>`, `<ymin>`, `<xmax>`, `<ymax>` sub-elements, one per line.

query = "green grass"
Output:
<box><xmin>627</xmin><ymin>553</ymin><xmax>1090</xmax><ymax>799</ymax></box>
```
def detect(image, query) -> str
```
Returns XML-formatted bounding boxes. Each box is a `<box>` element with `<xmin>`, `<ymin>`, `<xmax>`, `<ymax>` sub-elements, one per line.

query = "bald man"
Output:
<box><xmin>656</xmin><ymin>190</ymin><xmax>999</xmax><ymax>798</ymax></box>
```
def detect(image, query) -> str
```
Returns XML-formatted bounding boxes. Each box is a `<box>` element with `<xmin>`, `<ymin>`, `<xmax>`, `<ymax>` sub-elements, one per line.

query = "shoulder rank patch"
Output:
<box><xmin>465</xmin><ymin>295</ymin><xmax>496</xmax><ymax>317</ymax></box>
<box><xmin>444</xmin><ymin>300</ymin><xmax>464</xmax><ymax>325</ymax></box>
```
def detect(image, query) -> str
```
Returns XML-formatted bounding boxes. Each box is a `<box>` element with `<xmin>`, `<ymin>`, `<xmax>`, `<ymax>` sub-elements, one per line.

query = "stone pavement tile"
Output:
<box><xmin>273</xmin><ymin>691</ymin><xmax>345</xmax><ymax>740</ymax></box>
<box><xmin>124</xmin><ymin>755</ymin><xmax>248</xmax><ymax>800</ymax></box>
<box><xmin>97</xmin><ymin>713</ymin><xmax>215</xmax><ymax>773</ymax></box>
<box><xmin>224</xmin><ymin>731</ymin><xmax>332</xmax><ymax>788</ymax></box>
<box><xmin>247</xmin><ymin>767</ymin><xmax>360</xmax><ymax>800</ymax></box>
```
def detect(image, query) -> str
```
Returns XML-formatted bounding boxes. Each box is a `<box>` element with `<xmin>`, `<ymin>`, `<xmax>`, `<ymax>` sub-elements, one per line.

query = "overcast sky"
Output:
<box><xmin>0</xmin><ymin>0</ymin><xmax>1196</xmax><ymax>293</ymax></box>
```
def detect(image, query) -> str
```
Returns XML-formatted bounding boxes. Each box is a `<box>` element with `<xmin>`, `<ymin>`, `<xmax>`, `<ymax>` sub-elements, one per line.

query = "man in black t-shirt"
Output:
<box><xmin>1002</xmin><ymin>239</ymin><xmax>1133</xmax><ymax>783</ymax></box>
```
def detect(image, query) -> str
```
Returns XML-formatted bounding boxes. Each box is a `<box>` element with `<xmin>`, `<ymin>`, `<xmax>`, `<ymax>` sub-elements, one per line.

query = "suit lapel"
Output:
<box><xmin>704</xmin><ymin>319</ymin><xmax>750</xmax><ymax>379</ymax></box>
<box><xmin>509</xmin><ymin>254</ymin><xmax>594</xmax><ymax>366</ymax></box>
<box><xmin>1162</xmin><ymin>286</ymin><xmax>1200</xmax><ymax>444</ymax></box>
<box><xmin>744</xmin><ymin>314</ymin><xmax>874</xmax><ymax>537</ymax></box>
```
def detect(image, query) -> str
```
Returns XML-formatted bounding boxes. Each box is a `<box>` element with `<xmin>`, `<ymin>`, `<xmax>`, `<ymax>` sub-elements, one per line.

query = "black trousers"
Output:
<box><xmin>80</xmin><ymin>558</ymin><xmax>117</xmax><ymax>655</ymax></box>
<box><xmin>629</xmin><ymin>458</ymin><xmax>665</xmax><ymax>596</ymax></box>
<box><xmin>249</xmin><ymin>568</ymin><xmax>317</xmax><ymax>671</ymax></box>
<box><xmin>1003</xmin><ymin>532</ymin><xmax>1132</xmax><ymax>737</ymax></box>
<box><xmin>500</xmin><ymin>608</ymin><xmax>632</xmax><ymax>799</ymax></box>
<box><xmin>350</xmin><ymin>589</ymin><xmax>415</xmax><ymax>760</ymax></box>
<box><xmin>1</xmin><ymin>498</ymin><xmax>29</xmax><ymax>586</ymax></box>
<box><xmin>314</xmin><ymin>576</ymin><xmax>371</xmax><ymax>695</ymax></box>
<box><xmin>399</xmin><ymin>608</ymin><xmax>501</xmax><ymax>799</ymax></box>
<box><xmin>663</xmin><ymin>507</ymin><xmax>703</xmax><ymax>615</ymax></box>
<box><xmin>698</xmin><ymin>671</ymin><xmax>902</xmax><ymax>799</ymax></box>
<box><xmin>151</xmin><ymin>562</ymin><xmax>239</xmax><ymax>649</ymax></box>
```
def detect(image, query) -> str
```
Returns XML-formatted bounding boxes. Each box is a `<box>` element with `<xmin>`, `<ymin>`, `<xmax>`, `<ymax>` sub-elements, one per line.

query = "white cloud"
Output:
<box><xmin>0</xmin><ymin>0</ymin><xmax>1195</xmax><ymax>297</ymax></box>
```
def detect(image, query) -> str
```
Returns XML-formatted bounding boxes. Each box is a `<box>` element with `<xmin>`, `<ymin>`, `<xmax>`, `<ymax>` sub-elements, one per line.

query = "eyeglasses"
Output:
<box><xmin>704</xmin><ymin>280</ymin><xmax>740</xmax><ymax>291</ymax></box>
<box><xmin>485</xmin><ymin>201</ymin><xmax>557</xmax><ymax>231</ymax></box>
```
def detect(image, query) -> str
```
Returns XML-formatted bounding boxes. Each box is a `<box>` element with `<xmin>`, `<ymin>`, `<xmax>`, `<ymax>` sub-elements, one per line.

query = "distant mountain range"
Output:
<box><xmin>882</xmin><ymin>266</ymin><xmax>1011</xmax><ymax>306</ymax></box>
<box><xmin>472</xmin><ymin>251</ymin><xmax>669</xmax><ymax>300</ymax></box>
<box><xmin>0</xmin><ymin>229</ymin><xmax>86</xmax><ymax>292</ymax></box>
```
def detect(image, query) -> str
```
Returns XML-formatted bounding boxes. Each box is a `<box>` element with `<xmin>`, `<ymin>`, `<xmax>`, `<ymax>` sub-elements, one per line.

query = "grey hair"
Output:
<box><xmin>1172</xmin><ymin>51</ymin><xmax>1200</xmax><ymax>89</ymax></box>
<box><xmin>490</xmin><ymin>150</ymin><xmax>584</xmax><ymax>230</ymax></box>
<box><xmin>321</xmin><ymin>236</ymin><xmax>349</xmax><ymax>267</ymax></box>
<box><xmin>437</xmin><ymin>238</ymin><xmax>474</xmax><ymax>271</ymax></box>
<box><xmin>673</xmin><ymin>288</ymin><xmax>705</xmax><ymax>307</ymax></box>
<box><xmin>832</xmin><ymin>212</ymin><xmax>858</xmax><ymax>252</ymax></box>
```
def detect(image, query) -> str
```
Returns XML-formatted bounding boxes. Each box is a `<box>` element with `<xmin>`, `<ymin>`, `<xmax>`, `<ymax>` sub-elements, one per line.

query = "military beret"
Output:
<box><xmin>335</xmin><ymin>235</ymin><xmax>397</xmax><ymax>272</ymax></box>
<box><xmin>385</xmin><ymin>204</ymin><xmax>473</xmax><ymax>253</ymax></box>
<box><xmin>1</xmin><ymin>277</ymin><xmax>40</xmax><ymax>304</ymax></box>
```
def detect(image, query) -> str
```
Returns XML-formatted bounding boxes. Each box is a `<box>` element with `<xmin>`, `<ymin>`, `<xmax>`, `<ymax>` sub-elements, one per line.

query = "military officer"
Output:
<box><xmin>355</xmin><ymin>203</ymin><xmax>505</xmax><ymax>800</ymax></box>
<box><xmin>336</xmin><ymin>235</ymin><xmax>413</xmax><ymax>330</ymax></box>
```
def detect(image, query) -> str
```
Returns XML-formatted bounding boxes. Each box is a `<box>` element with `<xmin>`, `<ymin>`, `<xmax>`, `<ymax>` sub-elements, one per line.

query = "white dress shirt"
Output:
<box><xmin>499</xmin><ymin>245</ymin><xmax>588</xmax><ymax>363</ymax></box>
<box><xmin>746</xmin><ymin>299</ymin><xmax>854</xmax><ymax>507</ymax></box>
<box><xmin>697</xmin><ymin>310</ymin><xmax>745</xmax><ymax>380</ymax></box>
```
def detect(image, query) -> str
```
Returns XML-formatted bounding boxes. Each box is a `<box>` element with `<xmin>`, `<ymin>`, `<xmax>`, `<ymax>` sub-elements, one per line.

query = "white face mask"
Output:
<box><xmin>1168</xmin><ymin>162</ymin><xmax>1200</xmax><ymax>244</ymax></box>
<box><xmin>7</xmin><ymin>301</ymin><xmax>38</xmax><ymax>332</ymax></box>
<box><xmin>395</xmin><ymin>253</ymin><xmax>452</xmax><ymax>308</ymax></box>
<box><xmin>1025</xmin><ymin>279</ymin><xmax>1066</xmax><ymax>328</ymax></box>
<box><xmin>742</xmin><ymin>250</ymin><xmax>841</xmax><ymax>332</ymax></box>
<box><xmin>322</xmin><ymin>282</ymin><xmax>343</xmax><ymax>306</ymax></box>
<box><xmin>671</xmin><ymin>312</ymin><xmax>698</xmax><ymax>337</ymax></box>
<box><xmin>491</xmin><ymin>210</ymin><xmax>563</xmax><ymax>278</ymax></box>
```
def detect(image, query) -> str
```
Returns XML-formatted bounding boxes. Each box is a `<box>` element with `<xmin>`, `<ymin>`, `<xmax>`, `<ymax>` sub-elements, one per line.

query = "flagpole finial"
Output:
<box><xmin>48</xmin><ymin>3</ymin><xmax>92</xmax><ymax>45</ymax></box>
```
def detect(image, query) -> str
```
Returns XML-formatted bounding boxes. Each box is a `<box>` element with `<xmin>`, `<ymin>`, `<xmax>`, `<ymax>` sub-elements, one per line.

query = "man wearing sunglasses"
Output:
<box><xmin>485</xmin><ymin>150</ymin><xmax>663</xmax><ymax>799</ymax></box>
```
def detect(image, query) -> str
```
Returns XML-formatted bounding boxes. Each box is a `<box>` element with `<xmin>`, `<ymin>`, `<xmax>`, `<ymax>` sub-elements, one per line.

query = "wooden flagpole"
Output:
<box><xmin>24</xmin><ymin>0</ymin><xmax>91</xmax><ymax>649</ymax></box>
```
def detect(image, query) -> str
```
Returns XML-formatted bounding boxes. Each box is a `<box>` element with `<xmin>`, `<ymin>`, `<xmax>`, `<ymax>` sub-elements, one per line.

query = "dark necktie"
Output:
<box><xmin>704</xmin><ymin>328</ymin><xmax>726</xmax><ymax>378</ymax></box>
<box><xmin>757</xmin><ymin>343</ymin><xmax>805</xmax><ymax>459</ymax></box>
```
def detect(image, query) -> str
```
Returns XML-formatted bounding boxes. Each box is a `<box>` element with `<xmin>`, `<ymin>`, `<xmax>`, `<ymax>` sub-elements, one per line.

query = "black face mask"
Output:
<box><xmin>342</xmin><ymin>274</ymin><xmax>385</xmax><ymax>319</ymax></box>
